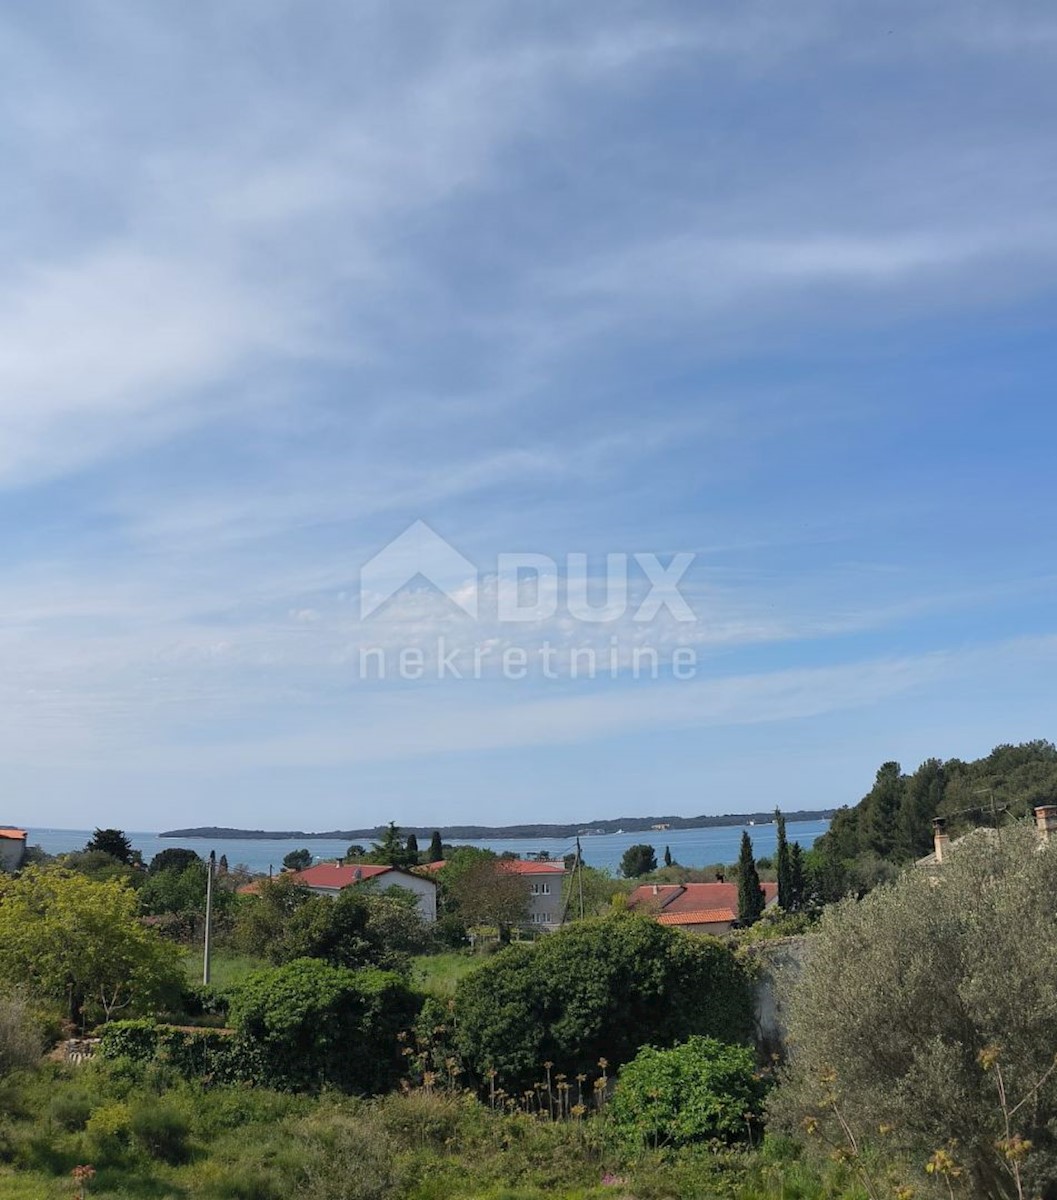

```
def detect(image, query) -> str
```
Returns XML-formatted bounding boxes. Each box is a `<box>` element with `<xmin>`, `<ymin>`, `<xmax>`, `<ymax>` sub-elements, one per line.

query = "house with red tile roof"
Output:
<box><xmin>0</xmin><ymin>828</ymin><xmax>26</xmax><ymax>873</ymax></box>
<box><xmin>238</xmin><ymin>862</ymin><xmax>438</xmax><ymax>922</ymax></box>
<box><xmin>628</xmin><ymin>880</ymin><xmax>778</xmax><ymax>935</ymax></box>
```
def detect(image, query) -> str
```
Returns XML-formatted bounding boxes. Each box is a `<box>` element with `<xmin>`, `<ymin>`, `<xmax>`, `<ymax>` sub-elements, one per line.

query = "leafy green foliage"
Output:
<box><xmin>282</xmin><ymin>848</ymin><xmax>312</xmax><ymax>872</ymax></box>
<box><xmin>149</xmin><ymin>847</ymin><xmax>201</xmax><ymax>875</ymax></box>
<box><xmin>0</xmin><ymin>867</ymin><xmax>182</xmax><ymax>1023</ymax></box>
<box><xmin>453</xmin><ymin>914</ymin><xmax>753</xmax><ymax>1089</ymax></box>
<box><xmin>816</xmin><ymin>741</ymin><xmax>1057</xmax><ymax>880</ymax></box>
<box><xmin>86</xmin><ymin>828</ymin><xmax>135</xmax><ymax>864</ymax></box>
<box><xmin>438</xmin><ymin>848</ymin><xmax>530</xmax><ymax>933</ymax></box>
<box><xmin>0</xmin><ymin>990</ymin><xmax>41</xmax><ymax>1077</ymax></box>
<box><xmin>609</xmin><ymin>1036</ymin><xmax>767</xmax><ymax>1148</ymax></box>
<box><xmin>620</xmin><ymin>844</ymin><xmax>657</xmax><ymax>878</ymax></box>
<box><xmin>736</xmin><ymin>833</ymin><xmax>764</xmax><ymax>924</ymax></box>
<box><xmin>229</xmin><ymin>958</ymin><xmax>421</xmax><ymax>1093</ymax></box>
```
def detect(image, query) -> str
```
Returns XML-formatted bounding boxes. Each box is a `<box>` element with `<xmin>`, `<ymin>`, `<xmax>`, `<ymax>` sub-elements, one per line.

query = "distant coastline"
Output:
<box><xmin>160</xmin><ymin>810</ymin><xmax>836</xmax><ymax>841</ymax></box>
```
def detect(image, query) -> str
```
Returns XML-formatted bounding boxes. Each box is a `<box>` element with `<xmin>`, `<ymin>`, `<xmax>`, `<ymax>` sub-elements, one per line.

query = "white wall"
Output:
<box><xmin>305</xmin><ymin>869</ymin><xmax>437</xmax><ymax>922</ymax></box>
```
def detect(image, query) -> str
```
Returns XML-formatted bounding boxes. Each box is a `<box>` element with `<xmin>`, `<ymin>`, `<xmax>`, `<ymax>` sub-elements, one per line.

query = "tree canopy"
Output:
<box><xmin>620</xmin><ymin>844</ymin><xmax>657</xmax><ymax>878</ymax></box>
<box><xmin>0</xmin><ymin>867</ymin><xmax>181</xmax><ymax>1024</ymax></box>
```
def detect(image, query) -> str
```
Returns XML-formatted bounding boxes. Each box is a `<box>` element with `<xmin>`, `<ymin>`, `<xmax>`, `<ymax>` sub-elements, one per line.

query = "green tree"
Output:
<box><xmin>371</xmin><ymin>823</ymin><xmax>417</xmax><ymax>869</ymax></box>
<box><xmin>609</xmin><ymin>1036</ymin><xmax>767</xmax><ymax>1148</ymax></box>
<box><xmin>663</xmin><ymin>845</ymin><xmax>673</xmax><ymax>868</ymax></box>
<box><xmin>405</xmin><ymin>832</ymin><xmax>419</xmax><ymax>860</ymax></box>
<box><xmin>282</xmin><ymin>848</ymin><xmax>312</xmax><ymax>872</ymax></box>
<box><xmin>788</xmin><ymin>841</ymin><xmax>806</xmax><ymax>910</ymax></box>
<box><xmin>895</xmin><ymin>756</ymin><xmax>946</xmax><ymax>860</ymax></box>
<box><xmin>439</xmin><ymin>849</ymin><xmax>529</xmax><ymax>939</ymax></box>
<box><xmin>230</xmin><ymin>958</ymin><xmax>420</xmax><ymax>1094</ymax></box>
<box><xmin>428</xmin><ymin>831</ymin><xmax>444</xmax><ymax>862</ymax></box>
<box><xmin>776</xmin><ymin>824</ymin><xmax>1057</xmax><ymax>1198</ymax></box>
<box><xmin>0</xmin><ymin>867</ymin><xmax>181</xmax><ymax>1024</ymax></box>
<box><xmin>453</xmin><ymin>914</ymin><xmax>752</xmax><ymax>1090</ymax></box>
<box><xmin>86</xmin><ymin>829</ymin><xmax>135</xmax><ymax>864</ymax></box>
<box><xmin>775</xmin><ymin>808</ymin><xmax>792</xmax><ymax>910</ymax></box>
<box><xmin>736</xmin><ymin>833</ymin><xmax>764</xmax><ymax>925</ymax></box>
<box><xmin>344</xmin><ymin>844</ymin><xmax>367</xmax><ymax>861</ymax></box>
<box><xmin>861</xmin><ymin>761</ymin><xmax>904</xmax><ymax>858</ymax></box>
<box><xmin>149</xmin><ymin>847</ymin><xmax>200</xmax><ymax>875</ymax></box>
<box><xmin>620</xmin><ymin>844</ymin><xmax>657</xmax><ymax>878</ymax></box>
<box><xmin>233</xmin><ymin>874</ymin><xmax>314</xmax><ymax>958</ymax></box>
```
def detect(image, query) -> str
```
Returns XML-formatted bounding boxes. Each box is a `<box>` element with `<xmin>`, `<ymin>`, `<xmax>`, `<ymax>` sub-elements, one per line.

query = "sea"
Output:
<box><xmin>26</xmin><ymin>819</ymin><xmax>830</xmax><ymax>876</ymax></box>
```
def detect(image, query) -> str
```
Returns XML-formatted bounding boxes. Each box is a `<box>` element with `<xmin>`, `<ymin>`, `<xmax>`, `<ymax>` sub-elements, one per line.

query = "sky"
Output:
<box><xmin>3</xmin><ymin>0</ymin><xmax>1057</xmax><ymax>832</ymax></box>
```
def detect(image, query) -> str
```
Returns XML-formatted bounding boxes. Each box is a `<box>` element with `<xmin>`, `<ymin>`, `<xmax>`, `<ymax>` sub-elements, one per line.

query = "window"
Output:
<box><xmin>531</xmin><ymin>882</ymin><xmax>551</xmax><ymax>895</ymax></box>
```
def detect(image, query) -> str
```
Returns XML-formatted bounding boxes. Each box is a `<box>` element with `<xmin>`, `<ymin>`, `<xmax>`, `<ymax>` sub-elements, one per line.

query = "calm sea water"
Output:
<box><xmin>27</xmin><ymin>819</ymin><xmax>829</xmax><ymax>876</ymax></box>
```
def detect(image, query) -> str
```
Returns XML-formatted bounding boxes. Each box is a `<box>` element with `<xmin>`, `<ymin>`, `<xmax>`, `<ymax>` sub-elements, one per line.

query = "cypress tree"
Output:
<box><xmin>737</xmin><ymin>832</ymin><xmax>765</xmax><ymax>925</ymax></box>
<box><xmin>664</xmin><ymin>845</ymin><xmax>672</xmax><ymax>868</ymax></box>
<box><xmin>428</xmin><ymin>830</ymin><xmax>444</xmax><ymax>863</ymax></box>
<box><xmin>775</xmin><ymin>807</ymin><xmax>792</xmax><ymax>910</ymax></box>
<box><xmin>789</xmin><ymin>841</ymin><xmax>806</xmax><ymax>911</ymax></box>
<box><xmin>406</xmin><ymin>832</ymin><xmax>419</xmax><ymax>860</ymax></box>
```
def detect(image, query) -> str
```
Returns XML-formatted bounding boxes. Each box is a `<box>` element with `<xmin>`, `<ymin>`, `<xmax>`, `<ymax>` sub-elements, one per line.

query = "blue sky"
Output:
<box><xmin>3</xmin><ymin>1</ymin><xmax>1057</xmax><ymax>832</ymax></box>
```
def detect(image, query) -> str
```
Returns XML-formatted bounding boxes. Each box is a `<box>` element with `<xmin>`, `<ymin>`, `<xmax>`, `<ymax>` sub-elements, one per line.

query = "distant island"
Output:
<box><xmin>160</xmin><ymin>809</ymin><xmax>834</xmax><ymax>841</ymax></box>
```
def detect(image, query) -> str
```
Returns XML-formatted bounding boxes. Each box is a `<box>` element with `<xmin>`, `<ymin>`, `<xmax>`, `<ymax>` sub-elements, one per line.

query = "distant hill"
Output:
<box><xmin>160</xmin><ymin>809</ymin><xmax>835</xmax><ymax>841</ymax></box>
<box><xmin>816</xmin><ymin>739</ymin><xmax>1057</xmax><ymax>865</ymax></box>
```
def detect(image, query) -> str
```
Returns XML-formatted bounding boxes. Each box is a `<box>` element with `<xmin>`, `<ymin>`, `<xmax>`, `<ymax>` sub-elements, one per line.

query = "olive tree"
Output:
<box><xmin>776</xmin><ymin>824</ymin><xmax>1057</xmax><ymax>1198</ymax></box>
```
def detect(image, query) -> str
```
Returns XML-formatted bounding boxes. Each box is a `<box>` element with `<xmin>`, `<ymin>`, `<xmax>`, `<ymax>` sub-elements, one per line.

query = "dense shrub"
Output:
<box><xmin>453</xmin><ymin>914</ymin><xmax>753</xmax><ymax>1089</ymax></box>
<box><xmin>0</xmin><ymin>991</ymin><xmax>42</xmax><ymax>1077</ymax></box>
<box><xmin>608</xmin><ymin>1037</ymin><xmax>767</xmax><ymax>1149</ymax></box>
<box><xmin>776</xmin><ymin>824</ymin><xmax>1057</xmax><ymax>1197</ymax></box>
<box><xmin>130</xmin><ymin>1101</ymin><xmax>192</xmax><ymax>1163</ymax></box>
<box><xmin>99</xmin><ymin>1018</ymin><xmax>159</xmax><ymax>1062</ymax></box>
<box><xmin>229</xmin><ymin>958</ymin><xmax>421</xmax><ymax>1093</ymax></box>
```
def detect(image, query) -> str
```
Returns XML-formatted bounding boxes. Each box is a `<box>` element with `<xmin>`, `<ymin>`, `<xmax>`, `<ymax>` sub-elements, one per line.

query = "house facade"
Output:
<box><xmin>628</xmin><ymin>880</ymin><xmax>778</xmax><ymax>935</ymax></box>
<box><xmin>0</xmin><ymin>828</ymin><xmax>26</xmax><ymax>873</ymax></box>
<box><xmin>282</xmin><ymin>862</ymin><xmax>438</xmax><ymax>921</ymax></box>
<box><xmin>500</xmin><ymin>859</ymin><xmax>566</xmax><ymax>929</ymax></box>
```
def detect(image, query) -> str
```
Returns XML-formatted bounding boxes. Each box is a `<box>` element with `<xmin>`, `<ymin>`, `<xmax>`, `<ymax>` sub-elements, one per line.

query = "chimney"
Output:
<box><xmin>652</xmin><ymin>884</ymin><xmax>659</xmax><ymax>895</ymax></box>
<box><xmin>1034</xmin><ymin>805</ymin><xmax>1057</xmax><ymax>843</ymax></box>
<box><xmin>932</xmin><ymin>817</ymin><xmax>950</xmax><ymax>864</ymax></box>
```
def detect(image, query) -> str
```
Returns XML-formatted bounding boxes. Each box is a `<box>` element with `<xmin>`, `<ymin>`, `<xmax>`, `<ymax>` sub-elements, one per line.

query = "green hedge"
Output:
<box><xmin>453</xmin><ymin>914</ymin><xmax>754</xmax><ymax>1089</ymax></box>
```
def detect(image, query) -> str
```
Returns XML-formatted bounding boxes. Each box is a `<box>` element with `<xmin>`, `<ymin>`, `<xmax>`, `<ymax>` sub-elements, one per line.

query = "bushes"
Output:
<box><xmin>453</xmin><ymin>915</ymin><xmax>753</xmax><ymax>1089</ymax></box>
<box><xmin>129</xmin><ymin>1102</ymin><xmax>191</xmax><ymax>1163</ymax></box>
<box><xmin>608</xmin><ymin>1037</ymin><xmax>767</xmax><ymax>1149</ymax></box>
<box><xmin>776</xmin><ymin>824</ymin><xmax>1057</xmax><ymax>1197</ymax></box>
<box><xmin>0</xmin><ymin>992</ymin><xmax>41</xmax><ymax>1077</ymax></box>
<box><xmin>229</xmin><ymin>958</ymin><xmax>421</xmax><ymax>1093</ymax></box>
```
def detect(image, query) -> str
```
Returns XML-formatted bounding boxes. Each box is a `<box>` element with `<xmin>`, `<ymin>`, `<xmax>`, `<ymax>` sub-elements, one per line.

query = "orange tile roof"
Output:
<box><xmin>498</xmin><ymin>860</ymin><xmax>565</xmax><ymax>875</ymax></box>
<box><xmin>657</xmin><ymin>909</ymin><xmax>735</xmax><ymax>926</ymax></box>
<box><xmin>0</xmin><ymin>828</ymin><xmax>26</xmax><ymax>840</ymax></box>
<box><xmin>629</xmin><ymin>880</ymin><xmax>777</xmax><ymax>915</ymax></box>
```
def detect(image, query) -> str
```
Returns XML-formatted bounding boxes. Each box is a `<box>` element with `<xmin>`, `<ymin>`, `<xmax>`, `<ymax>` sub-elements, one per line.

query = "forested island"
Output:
<box><xmin>160</xmin><ymin>809</ymin><xmax>835</xmax><ymax>840</ymax></box>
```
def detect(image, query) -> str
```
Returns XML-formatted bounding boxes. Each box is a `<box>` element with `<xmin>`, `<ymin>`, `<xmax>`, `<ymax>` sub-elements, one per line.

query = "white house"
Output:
<box><xmin>0</xmin><ymin>829</ymin><xmax>26</xmax><ymax>873</ymax></box>
<box><xmin>285</xmin><ymin>862</ymin><xmax>438</xmax><ymax>922</ymax></box>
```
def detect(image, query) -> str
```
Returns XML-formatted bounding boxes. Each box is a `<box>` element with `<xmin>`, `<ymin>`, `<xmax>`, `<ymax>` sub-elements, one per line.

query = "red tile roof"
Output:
<box><xmin>657</xmin><ymin>909</ymin><xmax>735</xmax><ymax>926</ymax></box>
<box><xmin>291</xmin><ymin>863</ymin><xmax>399</xmax><ymax>889</ymax></box>
<box><xmin>499</xmin><ymin>860</ymin><xmax>565</xmax><ymax>875</ymax></box>
<box><xmin>0</xmin><ymin>828</ymin><xmax>26</xmax><ymax>841</ymax></box>
<box><xmin>629</xmin><ymin>880</ymin><xmax>777</xmax><ymax>915</ymax></box>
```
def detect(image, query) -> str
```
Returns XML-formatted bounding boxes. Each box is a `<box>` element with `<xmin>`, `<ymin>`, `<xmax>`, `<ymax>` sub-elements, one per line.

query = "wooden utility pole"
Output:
<box><xmin>576</xmin><ymin>837</ymin><xmax>585</xmax><ymax>920</ymax></box>
<box><xmin>203</xmin><ymin>850</ymin><xmax>215</xmax><ymax>985</ymax></box>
